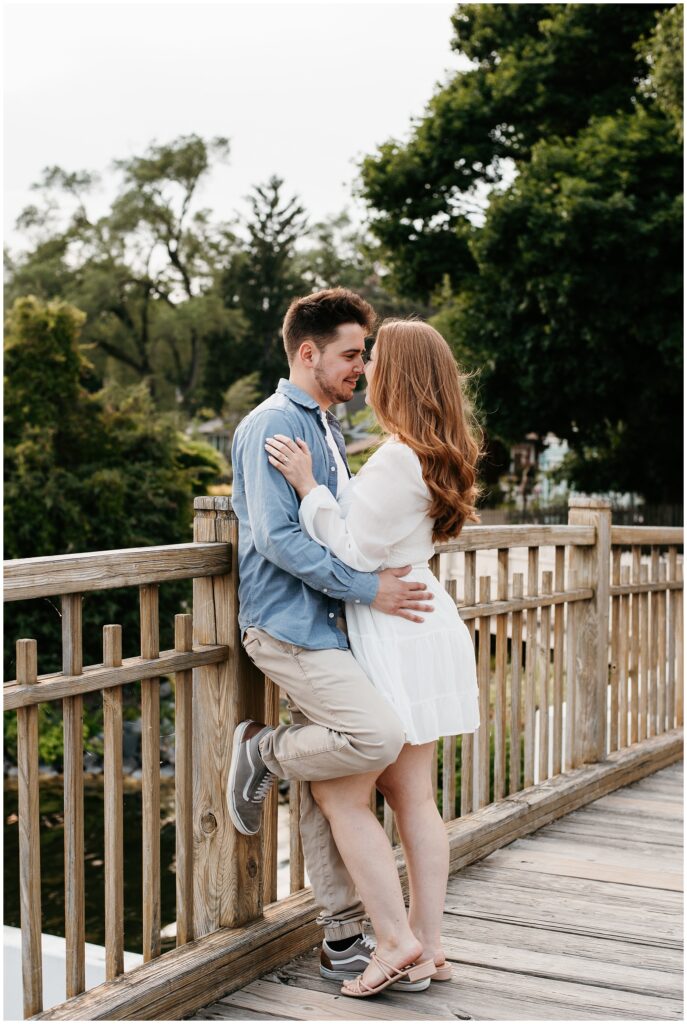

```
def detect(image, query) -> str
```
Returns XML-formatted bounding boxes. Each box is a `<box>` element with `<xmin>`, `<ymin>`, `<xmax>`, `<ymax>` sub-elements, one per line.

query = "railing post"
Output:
<box><xmin>192</xmin><ymin>496</ymin><xmax>265</xmax><ymax>935</ymax></box>
<box><xmin>567</xmin><ymin>497</ymin><xmax>612</xmax><ymax>766</ymax></box>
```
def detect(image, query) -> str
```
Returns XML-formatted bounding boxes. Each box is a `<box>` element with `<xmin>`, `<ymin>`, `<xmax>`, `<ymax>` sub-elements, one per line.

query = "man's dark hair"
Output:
<box><xmin>282</xmin><ymin>288</ymin><xmax>376</xmax><ymax>364</ymax></box>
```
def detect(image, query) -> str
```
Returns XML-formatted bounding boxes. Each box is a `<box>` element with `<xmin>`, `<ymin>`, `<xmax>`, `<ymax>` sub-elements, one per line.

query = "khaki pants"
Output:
<box><xmin>242</xmin><ymin>626</ymin><xmax>405</xmax><ymax>941</ymax></box>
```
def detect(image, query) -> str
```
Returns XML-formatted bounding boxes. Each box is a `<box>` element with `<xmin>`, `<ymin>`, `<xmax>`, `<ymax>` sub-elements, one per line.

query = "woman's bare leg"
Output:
<box><xmin>311</xmin><ymin>771</ymin><xmax>423</xmax><ymax>988</ymax></box>
<box><xmin>376</xmin><ymin>742</ymin><xmax>449</xmax><ymax>966</ymax></box>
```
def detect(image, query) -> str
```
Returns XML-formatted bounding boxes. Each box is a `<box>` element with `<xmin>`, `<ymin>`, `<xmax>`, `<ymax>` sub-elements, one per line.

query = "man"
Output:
<box><xmin>227</xmin><ymin>288</ymin><xmax>434</xmax><ymax>985</ymax></box>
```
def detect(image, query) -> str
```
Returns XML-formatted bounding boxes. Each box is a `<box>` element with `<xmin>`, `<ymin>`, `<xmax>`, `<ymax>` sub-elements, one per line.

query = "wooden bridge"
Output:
<box><xmin>194</xmin><ymin>761</ymin><xmax>683</xmax><ymax>1021</ymax></box>
<box><xmin>4</xmin><ymin>496</ymin><xmax>683</xmax><ymax>1020</ymax></box>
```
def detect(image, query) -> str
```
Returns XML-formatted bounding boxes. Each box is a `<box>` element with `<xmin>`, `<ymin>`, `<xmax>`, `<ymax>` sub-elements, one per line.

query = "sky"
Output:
<box><xmin>4</xmin><ymin>2</ymin><xmax>472</xmax><ymax>253</ymax></box>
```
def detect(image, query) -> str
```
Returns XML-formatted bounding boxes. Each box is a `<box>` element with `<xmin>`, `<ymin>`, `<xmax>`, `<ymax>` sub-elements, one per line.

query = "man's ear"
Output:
<box><xmin>298</xmin><ymin>340</ymin><xmax>317</xmax><ymax>367</ymax></box>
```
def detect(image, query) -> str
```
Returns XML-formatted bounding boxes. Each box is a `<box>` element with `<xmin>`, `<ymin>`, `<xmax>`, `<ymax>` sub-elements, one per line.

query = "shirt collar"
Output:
<box><xmin>277</xmin><ymin>378</ymin><xmax>322</xmax><ymax>412</ymax></box>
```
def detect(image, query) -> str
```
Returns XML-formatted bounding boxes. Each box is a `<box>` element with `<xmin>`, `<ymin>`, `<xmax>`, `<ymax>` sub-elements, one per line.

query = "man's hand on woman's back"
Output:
<box><xmin>372</xmin><ymin>566</ymin><xmax>434</xmax><ymax>623</ymax></box>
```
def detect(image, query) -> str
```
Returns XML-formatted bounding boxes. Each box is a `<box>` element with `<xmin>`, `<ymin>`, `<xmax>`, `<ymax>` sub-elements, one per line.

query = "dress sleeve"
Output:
<box><xmin>298</xmin><ymin>442</ymin><xmax>429</xmax><ymax>572</ymax></box>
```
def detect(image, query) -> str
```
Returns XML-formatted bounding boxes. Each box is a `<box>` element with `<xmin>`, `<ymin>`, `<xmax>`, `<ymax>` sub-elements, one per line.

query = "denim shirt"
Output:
<box><xmin>231</xmin><ymin>379</ymin><xmax>380</xmax><ymax>650</ymax></box>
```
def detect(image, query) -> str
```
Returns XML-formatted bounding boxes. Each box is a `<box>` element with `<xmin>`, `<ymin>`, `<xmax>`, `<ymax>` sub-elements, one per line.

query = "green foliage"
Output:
<box><xmin>5</xmin><ymin>139</ymin><xmax>424</xmax><ymax>418</ymax></box>
<box><xmin>221</xmin><ymin>372</ymin><xmax>263</xmax><ymax>431</ymax></box>
<box><xmin>297</xmin><ymin>212</ymin><xmax>434</xmax><ymax>324</ymax></box>
<box><xmin>360</xmin><ymin>4</ymin><xmax>663</xmax><ymax>299</ymax></box>
<box><xmin>6</xmin><ymin>135</ymin><xmax>247</xmax><ymax>412</ymax></box>
<box><xmin>637</xmin><ymin>4</ymin><xmax>684</xmax><ymax>140</ymax></box>
<box><xmin>445</xmin><ymin>106</ymin><xmax>681</xmax><ymax>500</ymax></box>
<box><xmin>4</xmin><ymin>296</ymin><xmax>223</xmax><ymax>560</ymax></box>
<box><xmin>4</xmin><ymin>296</ymin><xmax>223</xmax><ymax>761</ymax></box>
<box><xmin>359</xmin><ymin>4</ymin><xmax>682</xmax><ymax>501</ymax></box>
<box><xmin>220</xmin><ymin>176</ymin><xmax>308</xmax><ymax>395</ymax></box>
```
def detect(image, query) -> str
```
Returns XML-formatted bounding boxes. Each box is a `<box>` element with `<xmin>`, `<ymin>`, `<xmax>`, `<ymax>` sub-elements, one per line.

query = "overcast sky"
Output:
<box><xmin>4</xmin><ymin>2</ymin><xmax>471</xmax><ymax>253</ymax></box>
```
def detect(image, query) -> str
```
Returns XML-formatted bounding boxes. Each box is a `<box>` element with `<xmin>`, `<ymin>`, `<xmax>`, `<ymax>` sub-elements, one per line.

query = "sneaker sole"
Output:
<box><xmin>226</xmin><ymin>721</ymin><xmax>259</xmax><ymax>836</ymax></box>
<box><xmin>319</xmin><ymin>965</ymin><xmax>431</xmax><ymax>992</ymax></box>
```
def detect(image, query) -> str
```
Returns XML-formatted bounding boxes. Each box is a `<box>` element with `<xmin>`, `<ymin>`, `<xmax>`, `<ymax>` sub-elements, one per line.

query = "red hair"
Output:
<box><xmin>368</xmin><ymin>319</ymin><xmax>484</xmax><ymax>542</ymax></box>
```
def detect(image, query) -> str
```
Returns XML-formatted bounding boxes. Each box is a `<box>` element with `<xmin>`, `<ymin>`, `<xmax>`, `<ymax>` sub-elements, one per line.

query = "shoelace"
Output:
<box><xmin>359</xmin><ymin>934</ymin><xmax>376</xmax><ymax>952</ymax></box>
<box><xmin>252</xmin><ymin>772</ymin><xmax>276</xmax><ymax>803</ymax></box>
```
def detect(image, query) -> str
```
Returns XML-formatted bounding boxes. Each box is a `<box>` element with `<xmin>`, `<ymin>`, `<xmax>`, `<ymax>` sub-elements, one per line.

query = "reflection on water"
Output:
<box><xmin>4</xmin><ymin>777</ymin><xmax>178</xmax><ymax>956</ymax></box>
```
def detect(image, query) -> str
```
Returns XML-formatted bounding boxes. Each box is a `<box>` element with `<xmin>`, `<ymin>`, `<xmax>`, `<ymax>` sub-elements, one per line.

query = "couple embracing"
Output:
<box><xmin>227</xmin><ymin>288</ymin><xmax>482</xmax><ymax>999</ymax></box>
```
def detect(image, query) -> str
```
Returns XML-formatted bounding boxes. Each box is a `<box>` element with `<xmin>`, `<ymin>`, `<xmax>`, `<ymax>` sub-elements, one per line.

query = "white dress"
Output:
<box><xmin>299</xmin><ymin>437</ymin><xmax>480</xmax><ymax>744</ymax></box>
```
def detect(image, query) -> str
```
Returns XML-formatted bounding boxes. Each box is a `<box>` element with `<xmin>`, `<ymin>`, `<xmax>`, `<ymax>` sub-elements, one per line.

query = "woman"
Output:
<box><xmin>264</xmin><ymin>319</ymin><xmax>483</xmax><ymax>998</ymax></box>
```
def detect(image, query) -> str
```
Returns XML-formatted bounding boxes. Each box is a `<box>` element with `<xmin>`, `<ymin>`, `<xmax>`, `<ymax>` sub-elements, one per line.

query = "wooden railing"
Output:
<box><xmin>3</xmin><ymin>496</ymin><xmax>683</xmax><ymax>1020</ymax></box>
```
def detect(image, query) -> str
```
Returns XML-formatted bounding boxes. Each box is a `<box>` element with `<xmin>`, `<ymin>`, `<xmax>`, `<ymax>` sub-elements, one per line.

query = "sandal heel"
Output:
<box><xmin>405</xmin><ymin>959</ymin><xmax>436</xmax><ymax>982</ymax></box>
<box><xmin>432</xmin><ymin>963</ymin><xmax>453</xmax><ymax>981</ymax></box>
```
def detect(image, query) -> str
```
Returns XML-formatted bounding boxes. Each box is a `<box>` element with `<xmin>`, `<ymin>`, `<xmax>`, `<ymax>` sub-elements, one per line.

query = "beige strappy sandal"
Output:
<box><xmin>432</xmin><ymin>960</ymin><xmax>453</xmax><ymax>981</ymax></box>
<box><xmin>341</xmin><ymin>951</ymin><xmax>436</xmax><ymax>998</ymax></box>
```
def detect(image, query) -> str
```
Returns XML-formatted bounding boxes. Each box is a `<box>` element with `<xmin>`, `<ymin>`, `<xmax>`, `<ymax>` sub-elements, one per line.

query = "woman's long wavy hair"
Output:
<box><xmin>368</xmin><ymin>319</ymin><xmax>484</xmax><ymax>543</ymax></box>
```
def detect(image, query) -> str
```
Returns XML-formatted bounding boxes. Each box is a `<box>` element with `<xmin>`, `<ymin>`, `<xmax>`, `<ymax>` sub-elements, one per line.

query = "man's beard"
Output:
<box><xmin>314</xmin><ymin>366</ymin><xmax>354</xmax><ymax>406</ymax></box>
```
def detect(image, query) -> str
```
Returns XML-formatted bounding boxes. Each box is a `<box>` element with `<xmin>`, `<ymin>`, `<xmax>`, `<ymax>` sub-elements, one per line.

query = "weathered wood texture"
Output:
<box><xmin>509</xmin><ymin>573</ymin><xmax>524</xmax><ymax>795</ymax></box>
<box><xmin>175</xmin><ymin>614</ymin><xmax>194</xmax><ymax>947</ymax></box>
<box><xmin>192</xmin><ymin>497</ymin><xmax>265</xmax><ymax>935</ymax></box>
<box><xmin>102</xmin><ymin>625</ymin><xmax>124</xmax><ymax>979</ymax></box>
<box><xmin>552</xmin><ymin>546</ymin><xmax>565</xmax><ymax>775</ymax></box>
<box><xmin>457</xmin><ymin>585</ymin><xmax>594</xmax><ymax>621</ymax></box>
<box><xmin>476</xmin><ymin>576</ymin><xmax>491</xmax><ymax>808</ymax></box>
<box><xmin>4</xmin><ymin>543</ymin><xmax>231</xmax><ymax>602</ymax></box>
<box><xmin>32</xmin><ymin>731</ymin><xmax>682</xmax><ymax>1020</ymax></box>
<box><xmin>493</xmin><ymin>548</ymin><xmax>508</xmax><ymax>800</ymax></box>
<box><xmin>289</xmin><ymin>782</ymin><xmax>306</xmax><ymax>892</ymax></box>
<box><xmin>262</xmin><ymin>679</ymin><xmax>282</xmax><ymax>905</ymax></box>
<box><xmin>191</xmin><ymin>759</ymin><xmax>683</xmax><ymax>1022</ymax></box>
<box><xmin>17</xmin><ymin>639</ymin><xmax>43</xmax><ymax>1018</ymax></box>
<box><xmin>140</xmin><ymin>584</ymin><xmax>161</xmax><ymax>963</ymax></box>
<box><xmin>4</xmin><ymin>645</ymin><xmax>228</xmax><ymax>710</ymax></box>
<box><xmin>524</xmin><ymin>547</ymin><xmax>539</xmax><ymax>788</ymax></box>
<box><xmin>440</xmin><ymin>576</ymin><xmax>457</xmax><ymax>819</ymax></box>
<box><xmin>461</xmin><ymin>550</ymin><xmax>476</xmax><ymax>814</ymax></box>
<box><xmin>434</xmin><ymin>523</ymin><xmax>595</xmax><ymax>553</ymax></box>
<box><xmin>568</xmin><ymin>498</ymin><xmax>611</xmax><ymax>766</ymax></box>
<box><xmin>62</xmin><ymin>594</ymin><xmax>85</xmax><ymax>999</ymax></box>
<box><xmin>611</xmin><ymin>526</ymin><xmax>683</xmax><ymax>546</ymax></box>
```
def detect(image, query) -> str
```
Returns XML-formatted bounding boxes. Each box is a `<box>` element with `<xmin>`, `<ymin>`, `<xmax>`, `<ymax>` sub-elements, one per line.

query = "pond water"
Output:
<box><xmin>4</xmin><ymin>777</ymin><xmax>178</xmax><ymax>956</ymax></box>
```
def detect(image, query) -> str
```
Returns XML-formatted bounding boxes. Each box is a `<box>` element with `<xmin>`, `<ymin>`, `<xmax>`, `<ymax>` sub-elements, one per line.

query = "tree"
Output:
<box><xmin>359</xmin><ymin>4</ymin><xmax>667</xmax><ymax>299</ymax></box>
<box><xmin>4</xmin><ymin>295</ymin><xmax>224</xmax><ymax>689</ymax></box>
<box><xmin>219</xmin><ymin>176</ymin><xmax>308</xmax><ymax>395</ymax></box>
<box><xmin>359</xmin><ymin>4</ymin><xmax>681</xmax><ymax>501</ymax></box>
<box><xmin>6</xmin><ymin>136</ymin><xmax>247</xmax><ymax>411</ymax></box>
<box><xmin>436</xmin><ymin>107</ymin><xmax>682</xmax><ymax>500</ymax></box>
<box><xmin>637</xmin><ymin>4</ymin><xmax>683</xmax><ymax>140</ymax></box>
<box><xmin>297</xmin><ymin>212</ymin><xmax>434</xmax><ymax>324</ymax></box>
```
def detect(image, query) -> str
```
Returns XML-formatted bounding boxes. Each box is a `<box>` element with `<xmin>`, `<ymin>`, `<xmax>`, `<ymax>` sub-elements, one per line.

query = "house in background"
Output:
<box><xmin>192</xmin><ymin>418</ymin><xmax>232</xmax><ymax>459</ymax></box>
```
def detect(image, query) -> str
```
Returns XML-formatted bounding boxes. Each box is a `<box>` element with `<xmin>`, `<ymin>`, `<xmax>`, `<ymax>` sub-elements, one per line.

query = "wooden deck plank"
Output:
<box><xmin>439</xmin><ymin>934</ymin><xmax>682</xmax><ymax>999</ymax></box>
<box><xmin>565</xmin><ymin>805</ymin><xmax>683</xmax><ymax>837</ymax></box>
<box><xmin>538</xmin><ymin>818</ymin><xmax>683</xmax><ymax>849</ymax></box>
<box><xmin>440</xmin><ymin>915</ymin><xmax>683</xmax><ymax>977</ymax></box>
<box><xmin>195</xmin><ymin>762</ymin><xmax>683</xmax><ymax>1021</ymax></box>
<box><xmin>239</xmin><ymin>951</ymin><xmax>683</xmax><ymax>1022</ymax></box>
<box><xmin>217</xmin><ymin>977</ymin><xmax>451</xmax><ymax>1020</ymax></box>
<box><xmin>621</xmin><ymin>778</ymin><xmax>683</xmax><ymax>796</ymax></box>
<box><xmin>449</xmin><ymin>861</ymin><xmax>682</xmax><ymax>911</ymax></box>
<box><xmin>483</xmin><ymin>846</ymin><xmax>682</xmax><ymax>890</ymax></box>
<box><xmin>444</xmin><ymin>885</ymin><xmax>682</xmax><ymax>946</ymax></box>
<box><xmin>503</xmin><ymin>834</ymin><xmax>683</xmax><ymax>869</ymax></box>
<box><xmin>591</xmin><ymin>794</ymin><xmax>683</xmax><ymax>817</ymax></box>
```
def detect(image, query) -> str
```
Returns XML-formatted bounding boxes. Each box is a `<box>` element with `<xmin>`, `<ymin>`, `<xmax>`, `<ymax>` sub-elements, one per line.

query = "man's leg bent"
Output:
<box><xmin>242</xmin><ymin>628</ymin><xmax>405</xmax><ymax>782</ymax></box>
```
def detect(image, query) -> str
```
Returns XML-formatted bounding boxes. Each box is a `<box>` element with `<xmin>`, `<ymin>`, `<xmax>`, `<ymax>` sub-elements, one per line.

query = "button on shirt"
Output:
<box><xmin>231</xmin><ymin>379</ymin><xmax>379</xmax><ymax>650</ymax></box>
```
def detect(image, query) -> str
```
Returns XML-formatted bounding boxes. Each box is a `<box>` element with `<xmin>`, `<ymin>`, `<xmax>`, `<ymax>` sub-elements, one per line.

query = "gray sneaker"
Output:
<box><xmin>320</xmin><ymin>933</ymin><xmax>431</xmax><ymax>992</ymax></box>
<box><xmin>226</xmin><ymin>720</ymin><xmax>276</xmax><ymax>835</ymax></box>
